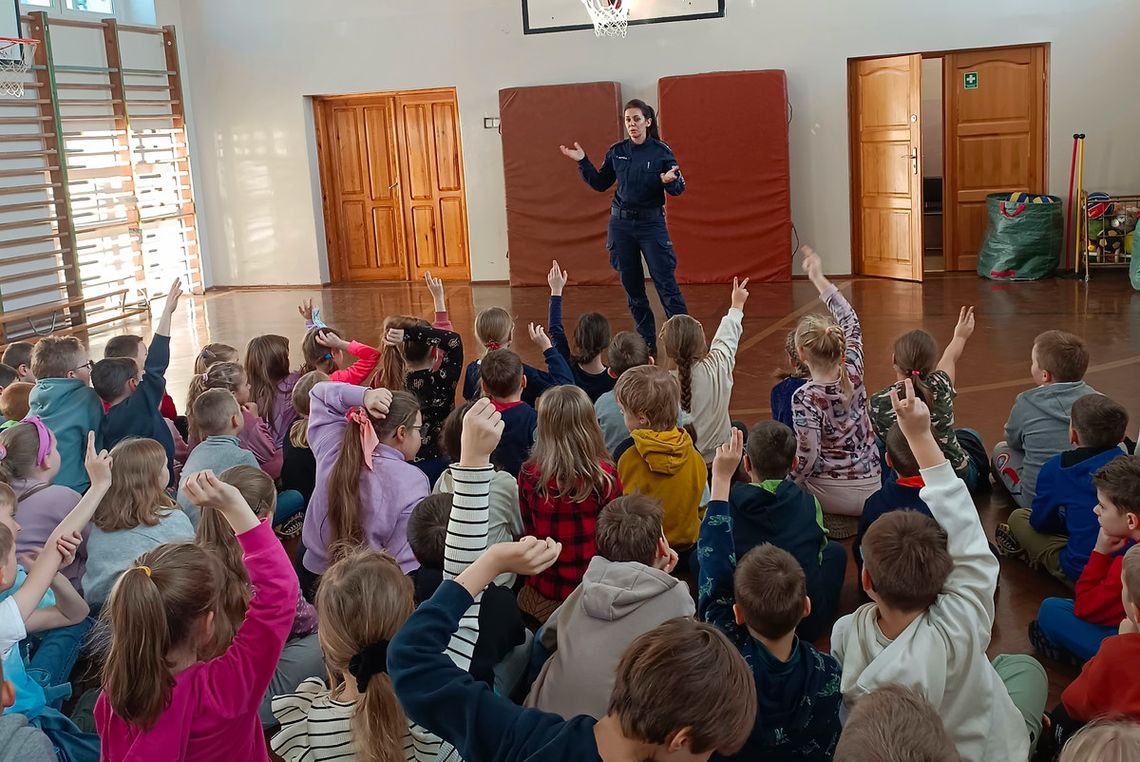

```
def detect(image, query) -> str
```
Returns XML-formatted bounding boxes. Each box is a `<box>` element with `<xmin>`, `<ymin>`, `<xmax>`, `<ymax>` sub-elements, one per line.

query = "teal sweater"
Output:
<box><xmin>28</xmin><ymin>378</ymin><xmax>103</xmax><ymax>493</ymax></box>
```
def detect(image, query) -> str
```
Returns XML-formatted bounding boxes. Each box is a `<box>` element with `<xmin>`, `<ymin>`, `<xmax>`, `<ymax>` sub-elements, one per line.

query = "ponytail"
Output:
<box><xmin>892</xmin><ymin>329</ymin><xmax>938</xmax><ymax>410</ymax></box>
<box><xmin>102</xmin><ymin>544</ymin><xmax>220</xmax><ymax>730</ymax></box>
<box><xmin>677</xmin><ymin>358</ymin><xmax>694</xmax><ymax>414</ymax></box>
<box><xmin>377</xmin><ymin>316</ymin><xmax>431</xmax><ymax>392</ymax></box>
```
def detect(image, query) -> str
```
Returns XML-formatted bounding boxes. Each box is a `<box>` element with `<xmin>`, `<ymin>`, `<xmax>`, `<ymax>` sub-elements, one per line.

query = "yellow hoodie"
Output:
<box><xmin>614</xmin><ymin>427</ymin><xmax>709</xmax><ymax>547</ymax></box>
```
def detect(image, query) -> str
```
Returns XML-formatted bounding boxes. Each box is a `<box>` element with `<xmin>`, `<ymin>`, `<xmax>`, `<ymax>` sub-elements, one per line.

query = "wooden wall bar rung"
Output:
<box><xmin>0</xmin><ymin>182</ymin><xmax>59</xmax><ymax>196</ymax></box>
<box><xmin>0</xmin><ymin>248</ymin><xmax>72</xmax><ymax>268</ymax></box>
<box><xmin>0</xmin><ymin>215</ymin><xmax>61</xmax><ymax>231</ymax></box>
<box><xmin>0</xmin><ymin>133</ymin><xmax>53</xmax><ymax>142</ymax></box>
<box><xmin>0</xmin><ymin>167</ymin><xmax>58</xmax><ymax>178</ymax></box>
<box><xmin>0</xmin><ymin>263</ymin><xmax>75</xmax><ymax>286</ymax></box>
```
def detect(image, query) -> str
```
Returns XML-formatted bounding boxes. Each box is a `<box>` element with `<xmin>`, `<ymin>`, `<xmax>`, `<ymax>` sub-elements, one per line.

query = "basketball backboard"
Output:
<box><xmin>522</xmin><ymin>0</ymin><xmax>724</xmax><ymax>35</ymax></box>
<box><xmin>1</xmin><ymin>1</ymin><xmax>24</xmax><ymax>63</ymax></box>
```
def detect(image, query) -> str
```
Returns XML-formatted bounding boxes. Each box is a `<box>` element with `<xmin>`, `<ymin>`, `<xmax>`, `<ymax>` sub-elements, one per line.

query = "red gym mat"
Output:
<box><xmin>499</xmin><ymin>82</ymin><xmax>623</xmax><ymax>286</ymax></box>
<box><xmin>658</xmin><ymin>70</ymin><xmax>792</xmax><ymax>283</ymax></box>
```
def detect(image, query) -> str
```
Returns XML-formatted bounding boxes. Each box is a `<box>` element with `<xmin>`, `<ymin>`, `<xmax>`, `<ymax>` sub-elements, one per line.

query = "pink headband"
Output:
<box><xmin>346</xmin><ymin>407</ymin><xmax>379</xmax><ymax>471</ymax></box>
<box><xmin>21</xmin><ymin>416</ymin><xmax>52</xmax><ymax>468</ymax></box>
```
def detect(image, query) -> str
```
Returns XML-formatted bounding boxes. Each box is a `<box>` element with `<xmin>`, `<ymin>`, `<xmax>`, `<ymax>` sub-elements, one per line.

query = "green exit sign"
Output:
<box><xmin>964</xmin><ymin>71</ymin><xmax>979</xmax><ymax>90</ymax></box>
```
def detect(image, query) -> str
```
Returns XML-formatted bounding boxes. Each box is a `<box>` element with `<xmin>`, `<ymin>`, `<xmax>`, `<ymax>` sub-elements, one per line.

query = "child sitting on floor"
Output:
<box><xmin>699</xmin><ymin>432</ymin><xmax>843</xmax><ymax>762</ymax></box>
<box><xmin>1031</xmin><ymin>456</ymin><xmax>1140</xmax><ymax>664</ymax></box>
<box><xmin>176</xmin><ymin>389</ymin><xmax>258</xmax><ymax>526</ymax></box>
<box><xmin>612</xmin><ymin>365</ymin><xmax>707</xmax><ymax>555</ymax></box>
<box><xmin>999</xmin><ymin>393</ymin><xmax>1128</xmax><ymax>586</ymax></box>
<box><xmin>26</xmin><ymin>336</ymin><xmax>102</xmax><ymax>493</ymax></box>
<box><xmin>193</xmin><ymin>342</ymin><xmax>238</xmax><ymax>375</ymax></box>
<box><xmin>527</xmin><ymin>494</ymin><xmax>692</xmax><ymax>720</ymax></box>
<box><xmin>835</xmin><ymin>684</ymin><xmax>960</xmax><ymax>762</ymax></box>
<box><xmin>660</xmin><ymin>276</ymin><xmax>749</xmax><ymax>464</ymax></box>
<box><xmin>993</xmin><ymin>329</ymin><xmax>1099</xmax><ymax>509</ymax></box>
<box><xmin>831</xmin><ymin>379</ymin><xmax>1047</xmax><ymax>762</ymax></box>
<box><xmin>789</xmin><ymin>246</ymin><xmax>880</xmax><ymax>539</ymax></box>
<box><xmin>869</xmin><ymin>307</ymin><xmax>986</xmax><ymax>493</ymax></box>
<box><xmin>723</xmin><ymin>421</ymin><xmax>847</xmax><ymax>642</ymax></box>
<box><xmin>296</xmin><ymin>298</ymin><xmax>381</xmax><ymax>384</ymax></box>
<box><xmin>96</xmin><ymin>470</ymin><xmax>297</xmax><ymax>761</ymax></box>
<box><xmin>770</xmin><ymin>330</ymin><xmax>810</xmax><ymax>430</ymax></box>
<box><xmin>517</xmin><ymin>385</ymin><xmax>623</xmax><ymax>624</ymax></box>
<box><xmin>0</xmin><ymin>382</ymin><xmax>31</xmax><ymax>430</ymax></box>
<box><xmin>280</xmin><ymin>370</ymin><xmax>327</xmax><ymax>506</ymax></box>
<box><xmin>93</xmin><ymin>279</ymin><xmax>182</xmax><ymax>486</ymax></box>
<box><xmin>547</xmin><ymin>260</ymin><xmax>615</xmax><ymax>402</ymax></box>
<box><xmin>245</xmin><ymin>334</ymin><xmax>302</xmax><ymax>449</ymax></box>
<box><xmin>102</xmin><ymin>332</ymin><xmax>179</xmax><ymax>426</ymax></box>
<box><xmin>462</xmin><ymin>306</ymin><xmax>573</xmax><ymax>408</ymax></box>
<box><xmin>1</xmin><ymin>342</ymin><xmax>34</xmax><ymax>383</ymax></box>
<box><xmin>479</xmin><ymin>348</ymin><xmax>538</xmax><ymax>478</ymax></box>
<box><xmin>186</xmin><ymin>361</ymin><xmax>282</xmax><ymax>478</ymax></box>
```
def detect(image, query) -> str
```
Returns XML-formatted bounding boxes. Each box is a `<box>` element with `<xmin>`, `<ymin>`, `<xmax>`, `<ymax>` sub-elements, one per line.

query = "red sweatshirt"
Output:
<box><xmin>1074</xmin><ymin>550</ymin><xmax>1125</xmax><ymax>627</ymax></box>
<box><xmin>326</xmin><ymin>341</ymin><xmax>380</xmax><ymax>386</ymax></box>
<box><xmin>1062</xmin><ymin>632</ymin><xmax>1140</xmax><ymax>721</ymax></box>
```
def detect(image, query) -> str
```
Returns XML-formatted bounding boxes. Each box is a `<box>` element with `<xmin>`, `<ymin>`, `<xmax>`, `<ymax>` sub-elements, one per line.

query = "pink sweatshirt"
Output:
<box><xmin>94</xmin><ymin>520</ymin><xmax>296</xmax><ymax>761</ymax></box>
<box><xmin>326</xmin><ymin>341</ymin><xmax>380</xmax><ymax>386</ymax></box>
<box><xmin>188</xmin><ymin>409</ymin><xmax>283</xmax><ymax>480</ymax></box>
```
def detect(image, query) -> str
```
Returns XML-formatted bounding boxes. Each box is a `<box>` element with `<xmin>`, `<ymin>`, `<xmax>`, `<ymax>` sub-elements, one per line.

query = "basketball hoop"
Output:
<box><xmin>0</xmin><ymin>38</ymin><xmax>37</xmax><ymax>98</ymax></box>
<box><xmin>581</xmin><ymin>0</ymin><xmax>629</xmax><ymax>37</ymax></box>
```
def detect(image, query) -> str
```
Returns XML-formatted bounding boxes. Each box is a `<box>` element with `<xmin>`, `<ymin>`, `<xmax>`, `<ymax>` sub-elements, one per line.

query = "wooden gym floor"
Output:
<box><xmin>93</xmin><ymin>270</ymin><xmax>1140</xmax><ymax>706</ymax></box>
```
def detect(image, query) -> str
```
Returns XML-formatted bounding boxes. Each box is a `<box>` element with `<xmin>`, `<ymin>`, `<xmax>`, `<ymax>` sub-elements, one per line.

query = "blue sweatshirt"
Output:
<box><xmin>389</xmin><ymin>580</ymin><xmax>604</xmax><ymax>762</ymax></box>
<box><xmin>492</xmin><ymin>402</ymin><xmax>537</xmax><ymax>478</ymax></box>
<box><xmin>854</xmin><ymin>476</ymin><xmax>933</xmax><ymax>574</ymax></box>
<box><xmin>548</xmin><ymin>296</ymin><xmax>616</xmax><ymax>403</ymax></box>
<box><xmin>101</xmin><ymin>334</ymin><xmax>176</xmax><ymax>486</ymax></box>
<box><xmin>462</xmin><ymin>348</ymin><xmax>574</xmax><ymax>409</ymax></box>
<box><xmin>1031</xmin><ymin>446</ymin><xmax>1125</xmax><ymax>582</ymax></box>
<box><xmin>28</xmin><ymin>378</ymin><xmax>103</xmax><ymax>493</ymax></box>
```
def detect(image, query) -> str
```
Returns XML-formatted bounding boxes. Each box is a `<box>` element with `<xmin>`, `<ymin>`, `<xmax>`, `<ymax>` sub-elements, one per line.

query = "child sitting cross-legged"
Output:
<box><xmin>102</xmin><ymin>332</ymin><xmax>179</xmax><ymax>429</ymax></box>
<box><xmin>517</xmin><ymin>385</ymin><xmax>623</xmax><ymax>624</ymax></box>
<box><xmin>95</xmin><ymin>470</ymin><xmax>297</xmax><ymax>761</ymax></box>
<box><xmin>998</xmin><ymin>393</ymin><xmax>1128</xmax><ymax>586</ymax></box>
<box><xmin>479</xmin><ymin>348</ymin><xmax>538</xmax><ymax>478</ymax></box>
<box><xmin>388</xmin><ymin>398</ymin><xmax>759</xmax><ymax>762</ymax></box>
<box><xmin>526</xmin><ymin>494</ymin><xmax>693</xmax><ymax>720</ymax></box>
<box><xmin>831</xmin><ymin>379</ymin><xmax>1048</xmax><ymax>761</ymax></box>
<box><xmin>93</xmin><ymin>279</ymin><xmax>183</xmax><ymax>487</ymax></box>
<box><xmin>547</xmin><ymin>260</ymin><xmax>615</xmax><ymax>402</ymax></box>
<box><xmin>612</xmin><ymin>365</ymin><xmax>707</xmax><ymax>556</ymax></box>
<box><xmin>186</xmin><ymin>361</ymin><xmax>282</xmax><ymax>479</ymax></box>
<box><xmin>176</xmin><ymin>389</ymin><xmax>258</xmax><ymax>527</ymax></box>
<box><xmin>1031</xmin><ymin>456</ymin><xmax>1140</xmax><ymax>665</ymax></box>
<box><xmin>723</xmin><ymin>421</ymin><xmax>847</xmax><ymax>642</ymax></box>
<box><xmin>834</xmin><ymin>684</ymin><xmax>961</xmax><ymax>762</ymax></box>
<box><xmin>462</xmin><ymin>306</ymin><xmax>573</xmax><ymax>409</ymax></box>
<box><xmin>699</xmin><ymin>429</ymin><xmax>842</xmax><ymax>761</ymax></box>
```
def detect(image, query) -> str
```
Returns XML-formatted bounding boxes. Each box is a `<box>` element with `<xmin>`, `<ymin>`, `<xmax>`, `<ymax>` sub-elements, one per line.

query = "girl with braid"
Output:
<box><xmin>659</xmin><ymin>277</ymin><xmax>750</xmax><ymax>464</ymax></box>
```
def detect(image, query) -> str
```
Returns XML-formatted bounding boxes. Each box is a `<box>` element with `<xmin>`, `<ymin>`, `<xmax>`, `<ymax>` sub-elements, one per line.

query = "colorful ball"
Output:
<box><xmin>1088</xmin><ymin>192</ymin><xmax>1114</xmax><ymax>219</ymax></box>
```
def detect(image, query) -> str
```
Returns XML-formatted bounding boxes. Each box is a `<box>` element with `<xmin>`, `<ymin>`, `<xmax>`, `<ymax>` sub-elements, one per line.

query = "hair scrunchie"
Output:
<box><xmin>346</xmin><ymin>406</ymin><xmax>380</xmax><ymax>471</ymax></box>
<box><xmin>910</xmin><ymin>370</ymin><xmax>922</xmax><ymax>377</ymax></box>
<box><xmin>347</xmin><ymin>640</ymin><xmax>389</xmax><ymax>692</ymax></box>
<box><xmin>485</xmin><ymin>341</ymin><xmax>501</xmax><ymax>351</ymax></box>
<box><xmin>0</xmin><ymin>444</ymin><xmax>6</xmax><ymax>461</ymax></box>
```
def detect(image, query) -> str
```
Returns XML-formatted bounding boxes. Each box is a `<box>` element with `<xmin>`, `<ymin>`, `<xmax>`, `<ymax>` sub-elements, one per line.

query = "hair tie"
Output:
<box><xmin>485</xmin><ymin>340</ymin><xmax>501</xmax><ymax>351</ymax></box>
<box><xmin>200</xmin><ymin>372</ymin><xmax>210</xmax><ymax>381</ymax></box>
<box><xmin>347</xmin><ymin>640</ymin><xmax>389</xmax><ymax>692</ymax></box>
<box><xmin>321</xmin><ymin>353</ymin><xmax>334</xmax><ymax>362</ymax></box>
<box><xmin>19</xmin><ymin>416</ymin><xmax>52</xmax><ymax>470</ymax></box>
<box><xmin>200</xmin><ymin>350</ymin><xmax>210</xmax><ymax>359</ymax></box>
<box><xmin>0</xmin><ymin>445</ymin><xmax>6</xmax><ymax>461</ymax></box>
<box><xmin>346</xmin><ymin>407</ymin><xmax>380</xmax><ymax>471</ymax></box>
<box><xmin>909</xmin><ymin>370</ymin><xmax>922</xmax><ymax>377</ymax></box>
<box><xmin>135</xmin><ymin>565</ymin><xmax>152</xmax><ymax>578</ymax></box>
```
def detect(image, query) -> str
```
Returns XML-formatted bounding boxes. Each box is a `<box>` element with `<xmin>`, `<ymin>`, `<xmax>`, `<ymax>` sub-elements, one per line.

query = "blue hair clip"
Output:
<box><xmin>311</xmin><ymin>307</ymin><xmax>329</xmax><ymax>330</ymax></box>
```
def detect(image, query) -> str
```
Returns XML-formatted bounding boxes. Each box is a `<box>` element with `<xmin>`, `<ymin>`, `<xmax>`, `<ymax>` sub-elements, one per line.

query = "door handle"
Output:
<box><xmin>389</xmin><ymin>181</ymin><xmax>400</xmax><ymax>190</ymax></box>
<box><xmin>911</xmin><ymin>147</ymin><xmax>919</xmax><ymax>176</ymax></box>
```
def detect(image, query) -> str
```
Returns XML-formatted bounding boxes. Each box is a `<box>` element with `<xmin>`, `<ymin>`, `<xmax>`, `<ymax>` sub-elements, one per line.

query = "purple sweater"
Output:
<box><xmin>9</xmin><ymin>478</ymin><xmax>87</xmax><ymax>592</ymax></box>
<box><xmin>302</xmin><ymin>382</ymin><xmax>429</xmax><ymax>575</ymax></box>
<box><xmin>268</xmin><ymin>372</ymin><xmax>302</xmax><ymax>449</ymax></box>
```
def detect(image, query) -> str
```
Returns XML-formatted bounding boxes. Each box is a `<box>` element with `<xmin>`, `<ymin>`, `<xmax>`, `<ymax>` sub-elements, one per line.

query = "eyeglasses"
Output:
<box><xmin>71</xmin><ymin>361</ymin><xmax>94</xmax><ymax>373</ymax></box>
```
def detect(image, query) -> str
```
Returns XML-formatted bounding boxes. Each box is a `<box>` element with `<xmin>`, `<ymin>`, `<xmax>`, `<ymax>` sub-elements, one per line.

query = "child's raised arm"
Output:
<box><xmin>698</xmin><ymin>429</ymin><xmax>749</xmax><ymax>654</ymax></box>
<box><xmin>527</xmin><ymin>323</ymin><xmax>574</xmax><ymax>389</ymax></box>
<box><xmin>803</xmin><ymin>245</ymin><xmax>864</xmax><ymax>375</ymax></box>
<box><xmin>546</xmin><ymin>262</ymin><xmax>573</xmax><ymax>362</ymax></box>
<box><xmin>424</xmin><ymin>271</ymin><xmax>454</xmax><ymax>330</ymax></box>
<box><xmin>936</xmin><ymin>306</ymin><xmax>975</xmax><ymax>385</ymax></box>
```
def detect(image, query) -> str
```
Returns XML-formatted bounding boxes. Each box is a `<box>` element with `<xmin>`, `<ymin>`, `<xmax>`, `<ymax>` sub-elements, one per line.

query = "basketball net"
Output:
<box><xmin>581</xmin><ymin>0</ymin><xmax>629</xmax><ymax>37</ymax></box>
<box><xmin>0</xmin><ymin>38</ymin><xmax>38</xmax><ymax>98</ymax></box>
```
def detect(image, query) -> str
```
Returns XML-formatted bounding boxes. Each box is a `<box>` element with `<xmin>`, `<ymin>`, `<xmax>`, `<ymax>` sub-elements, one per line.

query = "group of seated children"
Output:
<box><xmin>0</xmin><ymin>249</ymin><xmax>1137</xmax><ymax>762</ymax></box>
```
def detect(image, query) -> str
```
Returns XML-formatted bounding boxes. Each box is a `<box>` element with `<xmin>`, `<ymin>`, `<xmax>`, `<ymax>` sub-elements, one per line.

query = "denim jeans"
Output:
<box><xmin>24</xmin><ymin>618</ymin><xmax>94</xmax><ymax>710</ymax></box>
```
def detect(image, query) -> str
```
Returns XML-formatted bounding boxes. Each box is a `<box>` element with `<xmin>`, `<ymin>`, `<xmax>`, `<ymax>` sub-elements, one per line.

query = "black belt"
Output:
<box><xmin>611</xmin><ymin>206</ymin><xmax>663</xmax><ymax>220</ymax></box>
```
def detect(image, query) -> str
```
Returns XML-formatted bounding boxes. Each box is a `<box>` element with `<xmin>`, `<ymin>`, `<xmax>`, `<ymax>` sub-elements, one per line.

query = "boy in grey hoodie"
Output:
<box><xmin>526</xmin><ymin>494</ymin><xmax>694</xmax><ymax>720</ymax></box>
<box><xmin>26</xmin><ymin>337</ymin><xmax>102</xmax><ymax>494</ymax></box>
<box><xmin>992</xmin><ymin>330</ymin><xmax>1098</xmax><ymax>509</ymax></box>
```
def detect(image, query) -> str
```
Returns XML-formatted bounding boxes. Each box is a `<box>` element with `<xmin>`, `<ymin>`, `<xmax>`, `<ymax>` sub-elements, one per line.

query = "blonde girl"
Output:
<box><xmin>301</xmin><ymin>384</ymin><xmax>428</xmax><ymax>592</ymax></box>
<box><xmin>517</xmin><ymin>385</ymin><xmax>623</xmax><ymax>621</ymax></box>
<box><xmin>82</xmin><ymin>438</ymin><xmax>195</xmax><ymax>607</ymax></box>
<box><xmin>193</xmin><ymin>342</ymin><xmax>238</xmax><ymax>375</ymax></box>
<box><xmin>461</xmin><ymin>306</ymin><xmax>574</xmax><ymax>408</ymax></box>
<box><xmin>197</xmin><ymin>465</ymin><xmax>322</xmax><ymax>726</ymax></box>
<box><xmin>96</xmin><ymin>471</ymin><xmax>296</xmax><ymax>761</ymax></box>
<box><xmin>186</xmin><ymin>361</ymin><xmax>281</xmax><ymax>478</ymax></box>
<box><xmin>789</xmin><ymin>246</ymin><xmax>881</xmax><ymax>538</ymax></box>
<box><xmin>660</xmin><ymin>276</ymin><xmax>750</xmax><ymax>463</ymax></box>
<box><xmin>245</xmin><ymin>334</ymin><xmax>301</xmax><ymax>449</ymax></box>
<box><xmin>271</xmin><ymin>549</ymin><xmax>415</xmax><ymax>762</ymax></box>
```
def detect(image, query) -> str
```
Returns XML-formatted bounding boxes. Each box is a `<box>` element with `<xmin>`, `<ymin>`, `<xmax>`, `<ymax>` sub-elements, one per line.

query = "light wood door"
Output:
<box><xmin>849</xmin><ymin>54</ymin><xmax>924</xmax><ymax>281</ymax></box>
<box><xmin>394</xmin><ymin>90</ymin><xmax>471</xmax><ymax>281</ymax></box>
<box><xmin>944</xmin><ymin>46</ymin><xmax>1047</xmax><ymax>272</ymax></box>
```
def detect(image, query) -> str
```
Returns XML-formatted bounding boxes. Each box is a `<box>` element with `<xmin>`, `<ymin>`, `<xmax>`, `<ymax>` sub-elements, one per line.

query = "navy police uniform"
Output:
<box><xmin>577</xmin><ymin>137</ymin><xmax>688</xmax><ymax>349</ymax></box>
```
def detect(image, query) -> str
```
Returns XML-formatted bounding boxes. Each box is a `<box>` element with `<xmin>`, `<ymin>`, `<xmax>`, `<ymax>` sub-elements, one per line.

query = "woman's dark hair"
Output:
<box><xmin>624</xmin><ymin>99</ymin><xmax>661</xmax><ymax>141</ymax></box>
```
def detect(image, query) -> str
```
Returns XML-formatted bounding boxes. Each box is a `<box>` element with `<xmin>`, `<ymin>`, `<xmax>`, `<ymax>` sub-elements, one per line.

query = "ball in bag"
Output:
<box><xmin>1087</xmin><ymin>192</ymin><xmax>1114</xmax><ymax>219</ymax></box>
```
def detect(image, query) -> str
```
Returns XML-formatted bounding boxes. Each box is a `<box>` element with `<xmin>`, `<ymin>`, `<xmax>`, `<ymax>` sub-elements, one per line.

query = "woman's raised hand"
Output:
<box><xmin>559</xmin><ymin>142</ymin><xmax>585</xmax><ymax>161</ymax></box>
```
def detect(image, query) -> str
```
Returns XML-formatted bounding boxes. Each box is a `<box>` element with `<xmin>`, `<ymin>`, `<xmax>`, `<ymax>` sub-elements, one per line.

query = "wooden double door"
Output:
<box><xmin>315</xmin><ymin>88</ymin><xmax>471</xmax><ymax>282</ymax></box>
<box><xmin>850</xmin><ymin>45</ymin><xmax>1048</xmax><ymax>280</ymax></box>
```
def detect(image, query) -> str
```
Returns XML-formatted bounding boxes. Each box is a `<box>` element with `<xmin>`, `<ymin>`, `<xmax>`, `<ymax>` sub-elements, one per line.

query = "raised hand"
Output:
<box><xmin>800</xmin><ymin>246</ymin><xmax>825</xmax><ymax>285</ymax></box>
<box><xmin>559</xmin><ymin>142</ymin><xmax>585</xmax><ymax>161</ymax></box>
<box><xmin>297</xmin><ymin>298</ymin><xmax>315</xmax><ymax>321</ymax></box>
<box><xmin>730</xmin><ymin>276</ymin><xmax>750</xmax><ymax>310</ymax></box>
<box><xmin>889</xmin><ymin>378</ymin><xmax>932</xmax><ymax>441</ymax></box>
<box><xmin>459</xmin><ymin>397</ymin><xmax>504</xmax><ymax>465</ymax></box>
<box><xmin>363</xmin><ymin>388</ymin><xmax>393</xmax><ymax>419</ymax></box>
<box><xmin>660</xmin><ymin>165</ymin><xmax>680</xmax><ymax>184</ymax></box>
<box><xmin>314</xmin><ymin>329</ymin><xmax>351</xmax><ymax>352</ymax></box>
<box><xmin>954</xmin><ymin>306</ymin><xmax>976</xmax><ymax>342</ymax></box>
<box><xmin>529</xmin><ymin>322</ymin><xmax>553</xmax><ymax>352</ymax></box>
<box><xmin>712</xmin><ymin>427</ymin><xmax>744</xmax><ymax>486</ymax></box>
<box><xmin>547</xmin><ymin>261</ymin><xmax>568</xmax><ymax>296</ymax></box>
<box><xmin>163</xmin><ymin>278</ymin><xmax>183</xmax><ymax>316</ymax></box>
<box><xmin>182</xmin><ymin>470</ymin><xmax>243</xmax><ymax>510</ymax></box>
<box><xmin>384</xmin><ymin>328</ymin><xmax>405</xmax><ymax>347</ymax></box>
<box><xmin>424</xmin><ymin>272</ymin><xmax>446</xmax><ymax>310</ymax></box>
<box><xmin>83</xmin><ymin>432</ymin><xmax>112</xmax><ymax>490</ymax></box>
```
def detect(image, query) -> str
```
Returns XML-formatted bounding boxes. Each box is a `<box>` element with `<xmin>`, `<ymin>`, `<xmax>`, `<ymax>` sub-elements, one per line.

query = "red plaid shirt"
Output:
<box><xmin>518</xmin><ymin>460</ymin><xmax>623</xmax><ymax>601</ymax></box>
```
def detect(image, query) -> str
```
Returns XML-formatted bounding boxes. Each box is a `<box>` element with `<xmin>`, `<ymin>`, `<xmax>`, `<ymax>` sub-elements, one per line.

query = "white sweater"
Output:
<box><xmin>830</xmin><ymin>461</ymin><xmax>1028</xmax><ymax>762</ymax></box>
<box><xmin>676</xmin><ymin>307</ymin><xmax>743</xmax><ymax>463</ymax></box>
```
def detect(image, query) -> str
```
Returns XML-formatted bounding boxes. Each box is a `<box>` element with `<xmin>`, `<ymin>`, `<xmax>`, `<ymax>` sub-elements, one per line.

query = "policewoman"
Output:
<box><xmin>560</xmin><ymin>99</ymin><xmax>688</xmax><ymax>351</ymax></box>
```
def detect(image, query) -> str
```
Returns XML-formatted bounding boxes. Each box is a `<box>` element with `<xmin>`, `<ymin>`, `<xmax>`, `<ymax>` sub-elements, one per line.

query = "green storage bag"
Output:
<box><xmin>1130</xmin><ymin>249</ymin><xmax>1140</xmax><ymax>290</ymax></box>
<box><xmin>976</xmin><ymin>193</ymin><xmax>1062</xmax><ymax>281</ymax></box>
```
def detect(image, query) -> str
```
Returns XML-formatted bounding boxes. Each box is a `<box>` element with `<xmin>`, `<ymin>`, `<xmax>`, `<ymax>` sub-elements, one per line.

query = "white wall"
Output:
<box><xmin>921</xmin><ymin>57</ymin><xmax>942</xmax><ymax>178</ymax></box>
<box><xmin>168</xmin><ymin>0</ymin><xmax>1140</xmax><ymax>285</ymax></box>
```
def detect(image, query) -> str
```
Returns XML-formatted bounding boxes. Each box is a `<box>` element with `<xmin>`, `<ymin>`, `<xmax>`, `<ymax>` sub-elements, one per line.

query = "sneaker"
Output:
<box><xmin>1028</xmin><ymin>619</ymin><xmax>1082</xmax><ymax>667</ymax></box>
<box><xmin>993</xmin><ymin>523</ymin><xmax>1024</xmax><ymax>558</ymax></box>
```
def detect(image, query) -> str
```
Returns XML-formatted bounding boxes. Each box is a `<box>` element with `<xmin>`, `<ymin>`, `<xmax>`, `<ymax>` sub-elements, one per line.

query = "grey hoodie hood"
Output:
<box><xmin>579</xmin><ymin>556</ymin><xmax>688</xmax><ymax>622</ymax></box>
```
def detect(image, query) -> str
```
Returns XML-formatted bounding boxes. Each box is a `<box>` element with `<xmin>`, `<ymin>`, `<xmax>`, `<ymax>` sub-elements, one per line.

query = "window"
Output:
<box><xmin>21</xmin><ymin>0</ymin><xmax>52</xmax><ymax>7</ymax></box>
<box><xmin>66</xmin><ymin>0</ymin><xmax>114</xmax><ymax>11</ymax></box>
